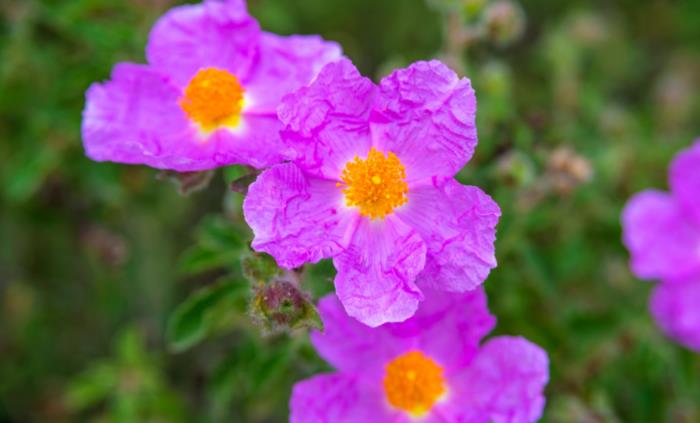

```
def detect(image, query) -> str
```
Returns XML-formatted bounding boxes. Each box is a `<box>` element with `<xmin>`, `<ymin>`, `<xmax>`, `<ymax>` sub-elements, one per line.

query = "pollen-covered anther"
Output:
<box><xmin>179</xmin><ymin>67</ymin><xmax>245</xmax><ymax>131</ymax></box>
<box><xmin>383</xmin><ymin>351</ymin><xmax>446</xmax><ymax>417</ymax></box>
<box><xmin>339</xmin><ymin>147</ymin><xmax>409</xmax><ymax>219</ymax></box>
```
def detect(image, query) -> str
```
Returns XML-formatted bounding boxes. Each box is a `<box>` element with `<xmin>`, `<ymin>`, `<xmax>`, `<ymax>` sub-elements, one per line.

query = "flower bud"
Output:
<box><xmin>546</xmin><ymin>147</ymin><xmax>593</xmax><ymax>195</ymax></box>
<box><xmin>250</xmin><ymin>280</ymin><xmax>322</xmax><ymax>336</ymax></box>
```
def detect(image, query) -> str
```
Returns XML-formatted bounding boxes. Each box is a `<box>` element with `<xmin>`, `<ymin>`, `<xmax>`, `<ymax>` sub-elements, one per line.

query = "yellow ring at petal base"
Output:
<box><xmin>339</xmin><ymin>147</ymin><xmax>409</xmax><ymax>219</ymax></box>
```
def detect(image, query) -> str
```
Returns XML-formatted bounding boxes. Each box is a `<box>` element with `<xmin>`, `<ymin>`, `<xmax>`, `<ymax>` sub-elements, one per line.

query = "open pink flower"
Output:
<box><xmin>243</xmin><ymin>59</ymin><xmax>500</xmax><ymax>327</ymax></box>
<box><xmin>622</xmin><ymin>139</ymin><xmax>700</xmax><ymax>351</ymax></box>
<box><xmin>622</xmin><ymin>140</ymin><xmax>700</xmax><ymax>281</ymax></box>
<box><xmin>651</xmin><ymin>275</ymin><xmax>700</xmax><ymax>352</ymax></box>
<box><xmin>82</xmin><ymin>0</ymin><xmax>340</xmax><ymax>171</ymax></box>
<box><xmin>290</xmin><ymin>289</ymin><xmax>549</xmax><ymax>422</ymax></box>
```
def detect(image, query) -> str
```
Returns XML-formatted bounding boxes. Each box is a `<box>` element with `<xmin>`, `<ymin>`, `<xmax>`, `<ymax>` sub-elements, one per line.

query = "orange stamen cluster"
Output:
<box><xmin>383</xmin><ymin>351</ymin><xmax>446</xmax><ymax>417</ymax></box>
<box><xmin>179</xmin><ymin>67</ymin><xmax>245</xmax><ymax>132</ymax></box>
<box><xmin>339</xmin><ymin>147</ymin><xmax>409</xmax><ymax>219</ymax></box>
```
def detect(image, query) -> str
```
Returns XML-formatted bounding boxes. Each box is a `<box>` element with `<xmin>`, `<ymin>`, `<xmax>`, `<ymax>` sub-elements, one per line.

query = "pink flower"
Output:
<box><xmin>243</xmin><ymin>59</ymin><xmax>500</xmax><ymax>327</ymax></box>
<box><xmin>622</xmin><ymin>139</ymin><xmax>700</xmax><ymax>351</ymax></box>
<box><xmin>290</xmin><ymin>289</ymin><xmax>549</xmax><ymax>422</ymax></box>
<box><xmin>82</xmin><ymin>0</ymin><xmax>340</xmax><ymax>171</ymax></box>
<box><xmin>651</xmin><ymin>275</ymin><xmax>700</xmax><ymax>351</ymax></box>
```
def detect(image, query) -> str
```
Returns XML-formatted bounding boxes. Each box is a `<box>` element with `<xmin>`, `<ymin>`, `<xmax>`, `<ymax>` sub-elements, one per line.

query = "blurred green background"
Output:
<box><xmin>1</xmin><ymin>0</ymin><xmax>700</xmax><ymax>421</ymax></box>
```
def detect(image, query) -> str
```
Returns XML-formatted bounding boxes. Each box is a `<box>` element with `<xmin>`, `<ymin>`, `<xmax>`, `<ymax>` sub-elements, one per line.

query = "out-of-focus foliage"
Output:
<box><xmin>1</xmin><ymin>0</ymin><xmax>699</xmax><ymax>422</ymax></box>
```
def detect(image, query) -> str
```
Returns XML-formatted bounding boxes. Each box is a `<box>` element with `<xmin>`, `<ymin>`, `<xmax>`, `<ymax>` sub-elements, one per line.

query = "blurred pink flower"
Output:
<box><xmin>82</xmin><ymin>0</ymin><xmax>340</xmax><ymax>171</ymax></box>
<box><xmin>622</xmin><ymin>139</ymin><xmax>700</xmax><ymax>351</ymax></box>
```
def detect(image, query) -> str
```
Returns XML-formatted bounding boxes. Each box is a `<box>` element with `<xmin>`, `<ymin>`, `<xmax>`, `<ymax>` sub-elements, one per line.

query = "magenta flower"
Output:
<box><xmin>622</xmin><ymin>140</ymin><xmax>700</xmax><ymax>281</ymax></box>
<box><xmin>622</xmin><ymin>139</ymin><xmax>700</xmax><ymax>351</ymax></box>
<box><xmin>243</xmin><ymin>59</ymin><xmax>500</xmax><ymax>327</ymax></box>
<box><xmin>651</xmin><ymin>275</ymin><xmax>700</xmax><ymax>352</ymax></box>
<box><xmin>290</xmin><ymin>289</ymin><xmax>549</xmax><ymax>422</ymax></box>
<box><xmin>82</xmin><ymin>0</ymin><xmax>341</xmax><ymax>171</ymax></box>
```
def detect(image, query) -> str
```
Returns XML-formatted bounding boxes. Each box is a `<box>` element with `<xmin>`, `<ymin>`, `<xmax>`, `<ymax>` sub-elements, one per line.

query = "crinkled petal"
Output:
<box><xmin>278</xmin><ymin>59</ymin><xmax>376</xmax><ymax>179</ymax></box>
<box><xmin>290</xmin><ymin>373</ymin><xmax>400</xmax><ymax>423</ymax></box>
<box><xmin>243</xmin><ymin>163</ymin><xmax>358</xmax><ymax>269</ymax></box>
<box><xmin>670</xmin><ymin>140</ymin><xmax>700</xmax><ymax>226</ymax></box>
<box><xmin>385</xmin><ymin>288</ymin><xmax>495</xmax><ymax>372</ymax></box>
<box><xmin>146</xmin><ymin>0</ymin><xmax>260</xmax><ymax>85</ymax></box>
<box><xmin>650</xmin><ymin>277</ymin><xmax>700</xmax><ymax>352</ymax></box>
<box><xmin>206</xmin><ymin>115</ymin><xmax>290</xmax><ymax>169</ymax></box>
<box><xmin>311</xmin><ymin>295</ymin><xmax>411</xmax><ymax>382</ymax></box>
<box><xmin>396</xmin><ymin>178</ymin><xmax>500</xmax><ymax>292</ymax></box>
<box><xmin>244</xmin><ymin>33</ymin><xmax>342</xmax><ymax>114</ymax></box>
<box><xmin>371</xmin><ymin>60</ymin><xmax>477</xmax><ymax>184</ymax></box>
<box><xmin>442</xmin><ymin>336</ymin><xmax>549</xmax><ymax>423</ymax></box>
<box><xmin>82</xmin><ymin>63</ymin><xmax>288</xmax><ymax>171</ymax></box>
<box><xmin>334</xmin><ymin>216</ymin><xmax>427</xmax><ymax>327</ymax></box>
<box><xmin>82</xmin><ymin>63</ymin><xmax>198</xmax><ymax>170</ymax></box>
<box><xmin>622</xmin><ymin>191</ymin><xmax>700</xmax><ymax>281</ymax></box>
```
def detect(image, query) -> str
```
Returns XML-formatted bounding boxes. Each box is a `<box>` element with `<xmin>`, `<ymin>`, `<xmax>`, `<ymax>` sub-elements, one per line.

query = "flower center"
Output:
<box><xmin>179</xmin><ymin>67</ymin><xmax>245</xmax><ymax>131</ymax></box>
<box><xmin>383</xmin><ymin>351</ymin><xmax>446</xmax><ymax>417</ymax></box>
<box><xmin>339</xmin><ymin>147</ymin><xmax>408</xmax><ymax>219</ymax></box>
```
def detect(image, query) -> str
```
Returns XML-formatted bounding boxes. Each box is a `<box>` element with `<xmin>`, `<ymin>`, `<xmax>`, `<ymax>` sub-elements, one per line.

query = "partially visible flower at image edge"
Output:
<box><xmin>243</xmin><ymin>58</ymin><xmax>500</xmax><ymax>327</ymax></box>
<box><xmin>82</xmin><ymin>0</ymin><xmax>341</xmax><ymax>171</ymax></box>
<box><xmin>622</xmin><ymin>139</ymin><xmax>700</xmax><ymax>351</ymax></box>
<box><xmin>650</xmin><ymin>274</ymin><xmax>700</xmax><ymax>352</ymax></box>
<box><xmin>290</xmin><ymin>288</ymin><xmax>549</xmax><ymax>422</ymax></box>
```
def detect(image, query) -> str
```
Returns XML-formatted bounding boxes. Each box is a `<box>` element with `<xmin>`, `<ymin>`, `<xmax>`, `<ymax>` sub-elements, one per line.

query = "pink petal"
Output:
<box><xmin>443</xmin><ymin>336</ymin><xmax>549</xmax><ymax>423</ymax></box>
<box><xmin>278</xmin><ymin>59</ymin><xmax>376</xmax><ymax>179</ymax></box>
<box><xmin>396</xmin><ymin>178</ymin><xmax>500</xmax><ymax>292</ymax></box>
<box><xmin>290</xmin><ymin>373</ymin><xmax>399</xmax><ymax>423</ymax></box>
<box><xmin>622</xmin><ymin>191</ymin><xmax>700</xmax><ymax>281</ymax></box>
<box><xmin>650</xmin><ymin>277</ymin><xmax>700</xmax><ymax>352</ymax></box>
<box><xmin>371</xmin><ymin>60</ymin><xmax>478</xmax><ymax>185</ymax></box>
<box><xmin>82</xmin><ymin>63</ymin><xmax>195</xmax><ymax>170</ymax></box>
<box><xmin>334</xmin><ymin>216</ymin><xmax>427</xmax><ymax>327</ymax></box>
<box><xmin>82</xmin><ymin>63</ymin><xmax>288</xmax><ymax>171</ymax></box>
<box><xmin>670</xmin><ymin>139</ymin><xmax>700</xmax><ymax>226</ymax></box>
<box><xmin>243</xmin><ymin>163</ymin><xmax>358</xmax><ymax>269</ymax></box>
<box><xmin>146</xmin><ymin>0</ymin><xmax>260</xmax><ymax>86</ymax></box>
<box><xmin>311</xmin><ymin>295</ymin><xmax>410</xmax><ymax>382</ymax></box>
<box><xmin>385</xmin><ymin>288</ymin><xmax>495</xmax><ymax>372</ymax></box>
<box><xmin>244</xmin><ymin>33</ymin><xmax>342</xmax><ymax>114</ymax></box>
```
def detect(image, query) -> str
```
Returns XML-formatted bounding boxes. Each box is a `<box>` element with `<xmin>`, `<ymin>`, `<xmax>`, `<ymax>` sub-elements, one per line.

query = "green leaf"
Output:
<box><xmin>240</xmin><ymin>251</ymin><xmax>283</xmax><ymax>284</ymax></box>
<box><xmin>166</xmin><ymin>279</ymin><xmax>248</xmax><ymax>352</ymax></box>
<box><xmin>178</xmin><ymin>216</ymin><xmax>246</xmax><ymax>275</ymax></box>
<box><xmin>178</xmin><ymin>246</ymin><xmax>240</xmax><ymax>276</ymax></box>
<box><xmin>64</xmin><ymin>362</ymin><xmax>118</xmax><ymax>411</ymax></box>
